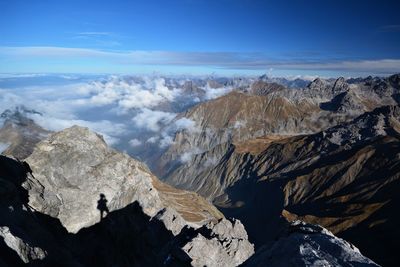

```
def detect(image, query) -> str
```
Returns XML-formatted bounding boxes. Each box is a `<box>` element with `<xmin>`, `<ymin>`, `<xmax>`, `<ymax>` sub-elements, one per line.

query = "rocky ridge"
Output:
<box><xmin>0</xmin><ymin>107</ymin><xmax>50</xmax><ymax>159</ymax></box>
<box><xmin>0</xmin><ymin>126</ymin><xmax>254</xmax><ymax>266</ymax></box>
<box><xmin>161</xmin><ymin>105</ymin><xmax>400</xmax><ymax>266</ymax></box>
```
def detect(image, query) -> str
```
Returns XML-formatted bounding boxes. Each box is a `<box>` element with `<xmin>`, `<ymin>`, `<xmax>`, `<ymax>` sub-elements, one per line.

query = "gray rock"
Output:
<box><xmin>244</xmin><ymin>220</ymin><xmax>379</xmax><ymax>267</ymax></box>
<box><xmin>23</xmin><ymin>126</ymin><xmax>224</xmax><ymax>233</ymax></box>
<box><xmin>182</xmin><ymin>218</ymin><xmax>254</xmax><ymax>267</ymax></box>
<box><xmin>0</xmin><ymin>226</ymin><xmax>47</xmax><ymax>263</ymax></box>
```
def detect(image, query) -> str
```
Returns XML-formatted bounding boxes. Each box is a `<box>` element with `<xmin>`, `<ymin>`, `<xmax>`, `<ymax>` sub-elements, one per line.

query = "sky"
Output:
<box><xmin>0</xmin><ymin>0</ymin><xmax>400</xmax><ymax>76</ymax></box>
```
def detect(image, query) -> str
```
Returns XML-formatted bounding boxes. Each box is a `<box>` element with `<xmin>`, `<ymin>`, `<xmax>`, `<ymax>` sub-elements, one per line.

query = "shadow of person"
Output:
<box><xmin>16</xmin><ymin>158</ymin><xmax>35</xmax><ymax>179</ymax></box>
<box><xmin>97</xmin><ymin>194</ymin><xmax>109</xmax><ymax>221</ymax></box>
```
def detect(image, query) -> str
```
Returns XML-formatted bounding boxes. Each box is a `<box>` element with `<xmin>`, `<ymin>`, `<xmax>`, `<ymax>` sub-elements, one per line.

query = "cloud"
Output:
<box><xmin>159</xmin><ymin>134</ymin><xmax>174</xmax><ymax>148</ymax></box>
<box><xmin>146</xmin><ymin>136</ymin><xmax>159</xmax><ymax>143</ymax></box>
<box><xmin>174</xmin><ymin>117</ymin><xmax>200</xmax><ymax>133</ymax></box>
<box><xmin>132</xmin><ymin>108</ymin><xmax>176</xmax><ymax>132</ymax></box>
<box><xmin>180</xmin><ymin>147</ymin><xmax>204</xmax><ymax>163</ymax></box>
<box><xmin>83</xmin><ymin>76</ymin><xmax>182</xmax><ymax>110</ymax></box>
<box><xmin>1</xmin><ymin>46</ymin><xmax>400</xmax><ymax>74</ymax></box>
<box><xmin>27</xmin><ymin>113</ymin><xmax>126</xmax><ymax>145</ymax></box>
<box><xmin>129</xmin><ymin>138</ymin><xmax>142</xmax><ymax>147</ymax></box>
<box><xmin>202</xmin><ymin>84</ymin><xmax>234</xmax><ymax>100</ymax></box>
<box><xmin>379</xmin><ymin>25</ymin><xmax>400</xmax><ymax>32</ymax></box>
<box><xmin>77</xmin><ymin>32</ymin><xmax>113</xmax><ymax>36</ymax></box>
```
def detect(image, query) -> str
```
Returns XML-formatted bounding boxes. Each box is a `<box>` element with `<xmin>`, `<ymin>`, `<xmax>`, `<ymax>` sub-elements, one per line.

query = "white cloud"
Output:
<box><xmin>202</xmin><ymin>84</ymin><xmax>234</xmax><ymax>100</ymax></box>
<box><xmin>129</xmin><ymin>138</ymin><xmax>142</xmax><ymax>147</ymax></box>
<box><xmin>2</xmin><ymin>46</ymin><xmax>400</xmax><ymax>74</ymax></box>
<box><xmin>146</xmin><ymin>136</ymin><xmax>159</xmax><ymax>143</ymax></box>
<box><xmin>26</xmin><ymin>113</ymin><xmax>126</xmax><ymax>145</ymax></box>
<box><xmin>132</xmin><ymin>108</ymin><xmax>176</xmax><ymax>132</ymax></box>
<box><xmin>180</xmin><ymin>147</ymin><xmax>204</xmax><ymax>163</ymax></box>
<box><xmin>82</xmin><ymin>77</ymin><xmax>182</xmax><ymax>111</ymax></box>
<box><xmin>159</xmin><ymin>135</ymin><xmax>174</xmax><ymax>148</ymax></box>
<box><xmin>174</xmin><ymin>117</ymin><xmax>200</xmax><ymax>133</ymax></box>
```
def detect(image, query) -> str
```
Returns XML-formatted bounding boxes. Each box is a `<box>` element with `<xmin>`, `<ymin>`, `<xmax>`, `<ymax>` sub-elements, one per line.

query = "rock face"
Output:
<box><xmin>160</xmin><ymin>105</ymin><xmax>400</xmax><ymax>266</ymax></box>
<box><xmin>0</xmin><ymin>107</ymin><xmax>50</xmax><ymax>159</ymax></box>
<box><xmin>244</xmin><ymin>221</ymin><xmax>379</xmax><ymax>267</ymax></box>
<box><xmin>0</xmin><ymin>126</ymin><xmax>254</xmax><ymax>266</ymax></box>
<box><xmin>182</xmin><ymin>219</ymin><xmax>253</xmax><ymax>267</ymax></box>
<box><xmin>157</xmin><ymin>75</ymin><xmax>399</xmax><ymax>188</ymax></box>
<box><xmin>24</xmin><ymin>126</ymin><xmax>223</xmax><ymax>233</ymax></box>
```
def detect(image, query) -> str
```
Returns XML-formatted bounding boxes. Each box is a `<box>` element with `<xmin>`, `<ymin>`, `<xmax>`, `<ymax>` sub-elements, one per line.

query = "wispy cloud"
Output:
<box><xmin>77</xmin><ymin>32</ymin><xmax>113</xmax><ymax>36</ymax></box>
<box><xmin>379</xmin><ymin>24</ymin><xmax>400</xmax><ymax>32</ymax></box>
<box><xmin>0</xmin><ymin>46</ymin><xmax>399</xmax><ymax>74</ymax></box>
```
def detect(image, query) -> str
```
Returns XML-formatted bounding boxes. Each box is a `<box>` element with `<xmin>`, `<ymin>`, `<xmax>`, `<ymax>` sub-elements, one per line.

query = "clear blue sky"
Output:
<box><xmin>0</xmin><ymin>0</ymin><xmax>399</xmax><ymax>76</ymax></box>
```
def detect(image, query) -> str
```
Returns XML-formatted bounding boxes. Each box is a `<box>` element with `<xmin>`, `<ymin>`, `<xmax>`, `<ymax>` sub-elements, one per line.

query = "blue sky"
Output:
<box><xmin>0</xmin><ymin>0</ymin><xmax>400</xmax><ymax>76</ymax></box>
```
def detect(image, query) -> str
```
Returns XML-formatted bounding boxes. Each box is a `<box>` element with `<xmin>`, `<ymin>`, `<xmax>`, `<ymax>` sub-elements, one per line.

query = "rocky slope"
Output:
<box><xmin>243</xmin><ymin>220</ymin><xmax>379</xmax><ymax>267</ymax></box>
<box><xmin>162</xmin><ymin>105</ymin><xmax>400</xmax><ymax>266</ymax></box>
<box><xmin>0</xmin><ymin>126</ymin><xmax>255</xmax><ymax>266</ymax></box>
<box><xmin>0</xmin><ymin>107</ymin><xmax>50</xmax><ymax>159</ymax></box>
<box><xmin>157</xmin><ymin>75</ymin><xmax>399</xmax><ymax>185</ymax></box>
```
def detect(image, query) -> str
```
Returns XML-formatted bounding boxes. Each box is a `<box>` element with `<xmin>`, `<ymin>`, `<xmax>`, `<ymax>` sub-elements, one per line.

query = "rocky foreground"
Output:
<box><xmin>0</xmin><ymin>126</ymin><xmax>378</xmax><ymax>266</ymax></box>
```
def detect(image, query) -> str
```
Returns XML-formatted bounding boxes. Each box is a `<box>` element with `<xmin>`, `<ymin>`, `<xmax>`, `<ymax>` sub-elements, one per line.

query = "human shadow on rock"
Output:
<box><xmin>0</xmin><ymin>156</ymin><xmax>192</xmax><ymax>267</ymax></box>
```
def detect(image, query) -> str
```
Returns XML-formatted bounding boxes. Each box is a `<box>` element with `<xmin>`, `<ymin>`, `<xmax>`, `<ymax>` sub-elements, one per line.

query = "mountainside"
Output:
<box><xmin>0</xmin><ymin>126</ymin><xmax>255</xmax><ymax>266</ymax></box>
<box><xmin>243</xmin><ymin>220</ymin><xmax>378</xmax><ymax>267</ymax></box>
<box><xmin>162</xmin><ymin>105</ymin><xmax>400</xmax><ymax>266</ymax></box>
<box><xmin>0</xmin><ymin>107</ymin><xmax>50</xmax><ymax>159</ymax></box>
<box><xmin>157</xmin><ymin>75</ymin><xmax>399</xmax><ymax>184</ymax></box>
<box><xmin>0</xmin><ymin>126</ymin><xmax>379</xmax><ymax>266</ymax></box>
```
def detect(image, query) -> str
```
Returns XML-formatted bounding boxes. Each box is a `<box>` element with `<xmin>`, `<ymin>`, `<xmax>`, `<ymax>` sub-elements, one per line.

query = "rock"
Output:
<box><xmin>244</xmin><ymin>220</ymin><xmax>379</xmax><ymax>266</ymax></box>
<box><xmin>24</xmin><ymin>126</ymin><xmax>223</xmax><ymax>233</ymax></box>
<box><xmin>0</xmin><ymin>106</ymin><xmax>50</xmax><ymax>159</ymax></box>
<box><xmin>0</xmin><ymin>226</ymin><xmax>47</xmax><ymax>263</ymax></box>
<box><xmin>182</xmin><ymin>218</ymin><xmax>254</xmax><ymax>267</ymax></box>
<box><xmin>0</xmin><ymin>126</ymin><xmax>255</xmax><ymax>266</ymax></box>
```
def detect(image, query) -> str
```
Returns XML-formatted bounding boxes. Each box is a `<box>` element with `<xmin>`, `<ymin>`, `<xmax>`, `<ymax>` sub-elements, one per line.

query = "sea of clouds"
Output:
<box><xmin>0</xmin><ymin>74</ymin><xmax>243</xmax><ymax>160</ymax></box>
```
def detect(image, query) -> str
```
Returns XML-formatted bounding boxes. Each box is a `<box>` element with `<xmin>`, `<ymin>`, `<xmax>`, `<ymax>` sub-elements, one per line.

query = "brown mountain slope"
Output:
<box><xmin>164</xmin><ymin>105</ymin><xmax>400</xmax><ymax>266</ymax></box>
<box><xmin>0</xmin><ymin>108</ymin><xmax>50</xmax><ymax>159</ymax></box>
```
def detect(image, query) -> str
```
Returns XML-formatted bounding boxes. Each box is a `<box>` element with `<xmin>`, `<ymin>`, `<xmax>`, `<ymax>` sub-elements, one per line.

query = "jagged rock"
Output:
<box><xmin>249</xmin><ymin>81</ymin><xmax>285</xmax><ymax>95</ymax></box>
<box><xmin>23</xmin><ymin>126</ymin><xmax>223</xmax><ymax>233</ymax></box>
<box><xmin>244</xmin><ymin>220</ymin><xmax>379</xmax><ymax>266</ymax></box>
<box><xmin>159</xmin><ymin>105</ymin><xmax>400</xmax><ymax>266</ymax></box>
<box><xmin>0</xmin><ymin>107</ymin><xmax>50</xmax><ymax>159</ymax></box>
<box><xmin>0</xmin><ymin>226</ymin><xmax>47</xmax><ymax>263</ymax></box>
<box><xmin>182</xmin><ymin>218</ymin><xmax>254</xmax><ymax>267</ymax></box>
<box><xmin>1</xmin><ymin>126</ymin><xmax>255</xmax><ymax>266</ymax></box>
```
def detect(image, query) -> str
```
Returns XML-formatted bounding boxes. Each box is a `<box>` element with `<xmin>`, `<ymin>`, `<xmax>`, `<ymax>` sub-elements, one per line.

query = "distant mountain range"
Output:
<box><xmin>1</xmin><ymin>73</ymin><xmax>399</xmax><ymax>266</ymax></box>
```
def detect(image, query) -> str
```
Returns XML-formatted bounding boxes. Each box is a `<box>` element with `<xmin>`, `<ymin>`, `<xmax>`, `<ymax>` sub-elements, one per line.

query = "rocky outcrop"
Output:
<box><xmin>23</xmin><ymin>126</ymin><xmax>223</xmax><ymax>233</ymax></box>
<box><xmin>244</xmin><ymin>221</ymin><xmax>379</xmax><ymax>267</ymax></box>
<box><xmin>0</xmin><ymin>107</ymin><xmax>50</xmax><ymax>159</ymax></box>
<box><xmin>0</xmin><ymin>126</ymin><xmax>254</xmax><ymax>266</ymax></box>
<box><xmin>160</xmin><ymin>105</ymin><xmax>400</xmax><ymax>266</ymax></box>
<box><xmin>182</xmin><ymin>218</ymin><xmax>253</xmax><ymax>267</ymax></box>
<box><xmin>157</xmin><ymin>75</ymin><xmax>400</xmax><ymax>187</ymax></box>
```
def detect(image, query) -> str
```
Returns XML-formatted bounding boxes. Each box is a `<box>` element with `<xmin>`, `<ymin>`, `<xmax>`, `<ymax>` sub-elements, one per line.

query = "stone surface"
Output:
<box><xmin>182</xmin><ymin>218</ymin><xmax>254</xmax><ymax>267</ymax></box>
<box><xmin>0</xmin><ymin>126</ymin><xmax>255</xmax><ymax>266</ymax></box>
<box><xmin>244</xmin><ymin>220</ymin><xmax>379</xmax><ymax>267</ymax></box>
<box><xmin>0</xmin><ymin>226</ymin><xmax>47</xmax><ymax>263</ymax></box>
<box><xmin>24</xmin><ymin>125</ymin><xmax>223</xmax><ymax>233</ymax></box>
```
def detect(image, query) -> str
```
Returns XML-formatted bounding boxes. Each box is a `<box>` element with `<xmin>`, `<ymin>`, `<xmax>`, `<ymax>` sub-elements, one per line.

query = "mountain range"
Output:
<box><xmin>1</xmin><ymin>73</ymin><xmax>399</xmax><ymax>266</ymax></box>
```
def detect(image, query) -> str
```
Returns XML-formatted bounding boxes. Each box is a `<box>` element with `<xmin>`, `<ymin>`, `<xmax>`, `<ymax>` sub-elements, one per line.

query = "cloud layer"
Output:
<box><xmin>1</xmin><ymin>46</ymin><xmax>400</xmax><ymax>75</ymax></box>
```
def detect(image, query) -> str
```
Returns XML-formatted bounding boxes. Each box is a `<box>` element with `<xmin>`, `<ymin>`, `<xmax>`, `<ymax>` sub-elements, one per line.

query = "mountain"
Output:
<box><xmin>160</xmin><ymin>105</ymin><xmax>400</xmax><ymax>266</ymax></box>
<box><xmin>243</xmin><ymin>220</ymin><xmax>378</xmax><ymax>266</ymax></box>
<box><xmin>0</xmin><ymin>126</ymin><xmax>254</xmax><ymax>266</ymax></box>
<box><xmin>157</xmin><ymin>75</ymin><xmax>399</xmax><ymax>187</ymax></box>
<box><xmin>0</xmin><ymin>107</ymin><xmax>50</xmax><ymax>159</ymax></box>
<box><xmin>0</xmin><ymin>126</ymin><xmax>378</xmax><ymax>266</ymax></box>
